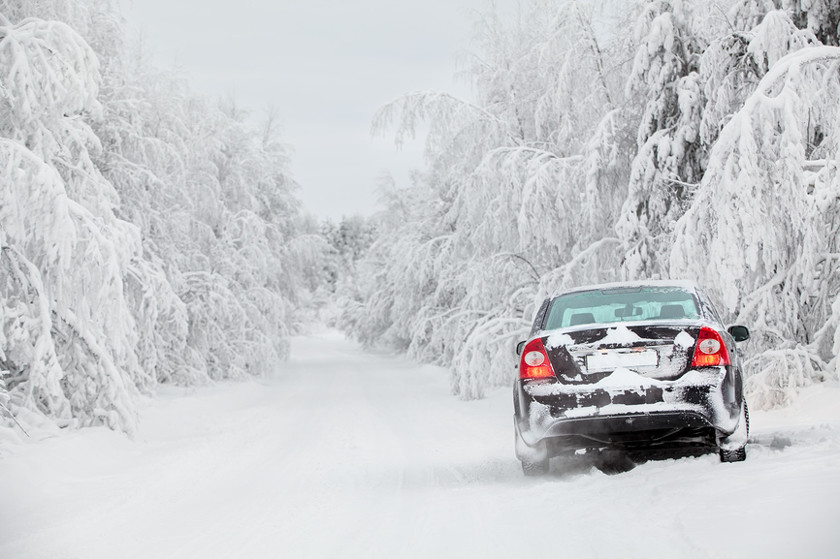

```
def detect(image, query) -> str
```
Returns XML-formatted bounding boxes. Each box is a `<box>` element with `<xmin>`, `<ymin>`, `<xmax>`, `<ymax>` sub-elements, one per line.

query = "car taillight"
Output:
<box><xmin>691</xmin><ymin>327</ymin><xmax>731</xmax><ymax>367</ymax></box>
<box><xmin>519</xmin><ymin>338</ymin><xmax>555</xmax><ymax>380</ymax></box>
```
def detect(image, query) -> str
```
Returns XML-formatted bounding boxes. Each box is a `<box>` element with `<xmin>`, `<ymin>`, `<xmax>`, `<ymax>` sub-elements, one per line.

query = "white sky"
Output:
<box><xmin>120</xmin><ymin>0</ymin><xmax>513</xmax><ymax>221</ymax></box>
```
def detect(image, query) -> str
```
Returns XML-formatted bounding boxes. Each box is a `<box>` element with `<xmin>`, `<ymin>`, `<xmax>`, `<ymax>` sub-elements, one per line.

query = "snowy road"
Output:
<box><xmin>2</xmin><ymin>330</ymin><xmax>840</xmax><ymax>558</ymax></box>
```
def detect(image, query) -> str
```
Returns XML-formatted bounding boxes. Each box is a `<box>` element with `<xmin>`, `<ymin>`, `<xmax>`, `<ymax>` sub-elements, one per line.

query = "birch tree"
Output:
<box><xmin>615</xmin><ymin>0</ymin><xmax>714</xmax><ymax>278</ymax></box>
<box><xmin>0</xmin><ymin>13</ymin><xmax>144</xmax><ymax>431</ymax></box>
<box><xmin>671</xmin><ymin>40</ymin><xmax>840</xmax><ymax>408</ymax></box>
<box><xmin>352</xmin><ymin>0</ymin><xmax>634</xmax><ymax>398</ymax></box>
<box><xmin>348</xmin><ymin>0</ymin><xmax>840</xmax><ymax>409</ymax></box>
<box><xmin>1</xmin><ymin>3</ymin><xmax>321</xmax><ymax>433</ymax></box>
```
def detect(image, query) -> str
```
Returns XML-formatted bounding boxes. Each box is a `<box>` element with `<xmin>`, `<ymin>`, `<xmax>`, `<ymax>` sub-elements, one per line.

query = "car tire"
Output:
<box><xmin>719</xmin><ymin>446</ymin><xmax>747</xmax><ymax>462</ymax></box>
<box><xmin>521</xmin><ymin>458</ymin><xmax>549</xmax><ymax>476</ymax></box>
<box><xmin>719</xmin><ymin>399</ymin><xmax>749</xmax><ymax>463</ymax></box>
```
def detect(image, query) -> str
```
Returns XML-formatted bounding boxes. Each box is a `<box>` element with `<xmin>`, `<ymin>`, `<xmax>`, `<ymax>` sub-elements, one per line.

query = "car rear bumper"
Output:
<box><xmin>514</xmin><ymin>367</ymin><xmax>741</xmax><ymax>458</ymax></box>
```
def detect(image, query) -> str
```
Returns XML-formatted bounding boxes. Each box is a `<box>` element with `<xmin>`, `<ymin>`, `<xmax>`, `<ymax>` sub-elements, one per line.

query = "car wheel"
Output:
<box><xmin>521</xmin><ymin>458</ymin><xmax>549</xmax><ymax>476</ymax></box>
<box><xmin>719</xmin><ymin>399</ymin><xmax>749</xmax><ymax>463</ymax></box>
<box><xmin>719</xmin><ymin>446</ymin><xmax>747</xmax><ymax>462</ymax></box>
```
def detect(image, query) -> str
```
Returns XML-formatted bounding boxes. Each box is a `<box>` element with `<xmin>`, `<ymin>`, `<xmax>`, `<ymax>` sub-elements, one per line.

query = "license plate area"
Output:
<box><xmin>585</xmin><ymin>349</ymin><xmax>658</xmax><ymax>373</ymax></box>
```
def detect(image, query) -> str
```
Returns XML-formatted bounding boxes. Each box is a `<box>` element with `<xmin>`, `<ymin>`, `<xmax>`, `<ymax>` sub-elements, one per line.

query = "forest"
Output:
<box><xmin>1</xmin><ymin>0</ymin><xmax>839</xmax><ymax>435</ymax></box>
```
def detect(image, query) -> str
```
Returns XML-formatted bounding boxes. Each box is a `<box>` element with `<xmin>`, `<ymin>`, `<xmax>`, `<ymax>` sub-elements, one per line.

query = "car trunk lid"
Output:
<box><xmin>542</xmin><ymin>324</ymin><xmax>700</xmax><ymax>384</ymax></box>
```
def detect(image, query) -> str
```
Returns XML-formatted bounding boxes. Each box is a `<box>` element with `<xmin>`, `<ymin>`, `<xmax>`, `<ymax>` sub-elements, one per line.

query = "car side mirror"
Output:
<box><xmin>728</xmin><ymin>325</ymin><xmax>750</xmax><ymax>342</ymax></box>
<box><xmin>516</xmin><ymin>340</ymin><xmax>526</xmax><ymax>355</ymax></box>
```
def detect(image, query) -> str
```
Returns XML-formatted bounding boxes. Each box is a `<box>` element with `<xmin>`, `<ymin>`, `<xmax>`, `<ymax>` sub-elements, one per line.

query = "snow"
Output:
<box><xmin>674</xmin><ymin>330</ymin><xmax>695</xmax><ymax>348</ymax></box>
<box><xmin>545</xmin><ymin>331</ymin><xmax>575</xmax><ymax>349</ymax></box>
<box><xmin>597</xmin><ymin>324</ymin><xmax>646</xmax><ymax>345</ymax></box>
<box><xmin>1</xmin><ymin>331</ymin><xmax>840</xmax><ymax>558</ymax></box>
<box><xmin>524</xmin><ymin>364</ymin><xmax>723</xmax><ymax>399</ymax></box>
<box><xmin>547</xmin><ymin>279</ymin><xmax>700</xmax><ymax>299</ymax></box>
<box><xmin>594</xmin><ymin>366</ymin><xmax>663</xmax><ymax>387</ymax></box>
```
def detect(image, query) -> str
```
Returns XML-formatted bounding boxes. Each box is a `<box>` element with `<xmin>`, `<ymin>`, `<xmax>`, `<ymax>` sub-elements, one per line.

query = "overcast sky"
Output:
<box><xmin>120</xmin><ymin>0</ymin><xmax>514</xmax><ymax>221</ymax></box>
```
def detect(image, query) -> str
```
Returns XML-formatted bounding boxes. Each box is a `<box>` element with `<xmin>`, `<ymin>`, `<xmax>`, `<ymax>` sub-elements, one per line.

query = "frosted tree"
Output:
<box><xmin>321</xmin><ymin>214</ymin><xmax>377</xmax><ymax>297</ymax></box>
<box><xmin>344</xmin><ymin>0</ymin><xmax>840</xmax><ymax>410</ymax></box>
<box><xmin>782</xmin><ymin>0</ymin><xmax>840</xmax><ymax>46</ymax></box>
<box><xmin>1</xmin><ymin>2</ymin><xmax>320</xmax><ymax>434</ymax></box>
<box><xmin>729</xmin><ymin>0</ymin><xmax>839</xmax><ymax>46</ymax></box>
<box><xmin>0</xmin><ymin>13</ymin><xmax>145</xmax><ymax>431</ymax></box>
<box><xmin>94</xmin><ymin>56</ymin><xmax>317</xmax><ymax>382</ymax></box>
<box><xmin>338</xmin><ymin>177</ymin><xmax>442</xmax><ymax>352</ymax></box>
<box><xmin>699</xmin><ymin>4</ymin><xmax>817</xmax><ymax>157</ymax></box>
<box><xmin>351</xmin><ymin>0</ymin><xmax>634</xmax><ymax>398</ymax></box>
<box><xmin>615</xmin><ymin>0</ymin><xmax>718</xmax><ymax>278</ymax></box>
<box><xmin>618</xmin><ymin>0</ymin><xmax>825</xmax><ymax>280</ymax></box>
<box><xmin>671</xmin><ymin>36</ymin><xmax>840</xmax><ymax>408</ymax></box>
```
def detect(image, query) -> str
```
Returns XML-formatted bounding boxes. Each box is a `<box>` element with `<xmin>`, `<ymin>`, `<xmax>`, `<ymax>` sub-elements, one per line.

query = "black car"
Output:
<box><xmin>513</xmin><ymin>281</ymin><xmax>750</xmax><ymax>475</ymax></box>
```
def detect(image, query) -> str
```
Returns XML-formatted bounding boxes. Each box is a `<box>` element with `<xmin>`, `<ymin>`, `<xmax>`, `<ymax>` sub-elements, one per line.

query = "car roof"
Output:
<box><xmin>548</xmin><ymin>280</ymin><xmax>700</xmax><ymax>299</ymax></box>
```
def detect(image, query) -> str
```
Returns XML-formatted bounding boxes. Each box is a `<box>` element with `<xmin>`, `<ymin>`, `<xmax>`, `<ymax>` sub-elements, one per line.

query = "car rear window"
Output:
<box><xmin>544</xmin><ymin>286</ymin><xmax>701</xmax><ymax>330</ymax></box>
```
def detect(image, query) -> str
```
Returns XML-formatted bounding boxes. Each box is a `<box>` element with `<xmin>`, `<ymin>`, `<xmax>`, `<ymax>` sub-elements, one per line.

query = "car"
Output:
<box><xmin>513</xmin><ymin>281</ymin><xmax>750</xmax><ymax>475</ymax></box>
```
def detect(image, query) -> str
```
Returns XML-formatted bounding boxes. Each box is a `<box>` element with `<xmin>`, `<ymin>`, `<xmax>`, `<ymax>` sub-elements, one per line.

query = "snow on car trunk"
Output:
<box><xmin>545</xmin><ymin>323</ymin><xmax>698</xmax><ymax>383</ymax></box>
<box><xmin>0</xmin><ymin>330</ymin><xmax>839</xmax><ymax>558</ymax></box>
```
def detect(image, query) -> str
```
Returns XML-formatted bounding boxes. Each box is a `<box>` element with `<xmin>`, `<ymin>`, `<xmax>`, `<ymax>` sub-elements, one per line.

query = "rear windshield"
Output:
<box><xmin>544</xmin><ymin>286</ymin><xmax>700</xmax><ymax>330</ymax></box>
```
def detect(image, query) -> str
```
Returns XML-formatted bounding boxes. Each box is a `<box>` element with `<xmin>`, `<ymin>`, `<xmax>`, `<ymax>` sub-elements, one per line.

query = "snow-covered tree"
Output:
<box><xmin>0</xmin><ymin>13</ymin><xmax>145</xmax><ymax>431</ymax></box>
<box><xmin>615</xmin><ymin>0</ymin><xmax>715</xmax><ymax>278</ymax></box>
<box><xmin>348</xmin><ymin>0</ymin><xmax>840</xmax><ymax>411</ymax></box>
<box><xmin>671</xmin><ymin>41</ymin><xmax>840</xmax><ymax>408</ymax></box>
<box><xmin>93</xmin><ymin>53</ymin><xmax>322</xmax><ymax>382</ymax></box>
<box><xmin>783</xmin><ymin>0</ymin><xmax>840</xmax><ymax>46</ymax></box>
<box><xmin>1</xmin><ymin>2</ymin><xmax>322</xmax><ymax>434</ymax></box>
<box><xmin>321</xmin><ymin>214</ymin><xmax>377</xmax><ymax>296</ymax></box>
<box><xmin>349</xmin><ymin>0</ymin><xmax>634</xmax><ymax>398</ymax></box>
<box><xmin>729</xmin><ymin>1</ymin><xmax>839</xmax><ymax>46</ymax></box>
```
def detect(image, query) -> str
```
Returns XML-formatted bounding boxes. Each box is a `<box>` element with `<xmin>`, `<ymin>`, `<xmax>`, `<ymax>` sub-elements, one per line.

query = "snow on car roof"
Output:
<box><xmin>548</xmin><ymin>279</ymin><xmax>700</xmax><ymax>298</ymax></box>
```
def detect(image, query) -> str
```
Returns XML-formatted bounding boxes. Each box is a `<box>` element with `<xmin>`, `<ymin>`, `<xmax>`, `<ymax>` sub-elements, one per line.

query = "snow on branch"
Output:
<box><xmin>671</xmin><ymin>45</ymin><xmax>840</xmax><ymax>408</ymax></box>
<box><xmin>344</xmin><ymin>2</ymin><xmax>840</xmax><ymax>408</ymax></box>
<box><xmin>2</xmin><ymin>8</ymin><xmax>319</xmax><ymax>435</ymax></box>
<box><xmin>372</xmin><ymin>90</ymin><xmax>509</xmax><ymax>149</ymax></box>
<box><xmin>0</xmin><ymin>17</ymin><xmax>102</xmax><ymax>129</ymax></box>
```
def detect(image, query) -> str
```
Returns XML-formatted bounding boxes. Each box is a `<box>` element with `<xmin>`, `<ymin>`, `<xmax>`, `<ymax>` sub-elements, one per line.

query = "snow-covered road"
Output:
<box><xmin>2</xmin><ymin>330</ymin><xmax>839</xmax><ymax>558</ymax></box>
